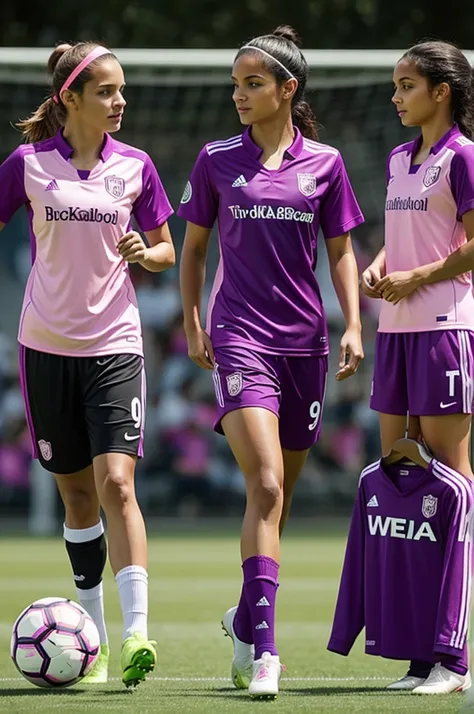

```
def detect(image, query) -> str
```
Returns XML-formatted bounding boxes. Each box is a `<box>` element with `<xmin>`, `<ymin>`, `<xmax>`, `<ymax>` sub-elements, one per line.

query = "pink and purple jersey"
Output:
<box><xmin>380</xmin><ymin>125</ymin><xmax>474</xmax><ymax>333</ymax></box>
<box><xmin>328</xmin><ymin>459</ymin><xmax>473</xmax><ymax>663</ymax></box>
<box><xmin>0</xmin><ymin>130</ymin><xmax>173</xmax><ymax>357</ymax></box>
<box><xmin>177</xmin><ymin>128</ymin><xmax>364</xmax><ymax>355</ymax></box>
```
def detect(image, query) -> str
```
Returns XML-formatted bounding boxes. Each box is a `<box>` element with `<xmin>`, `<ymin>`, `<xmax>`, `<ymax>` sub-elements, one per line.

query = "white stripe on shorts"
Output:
<box><xmin>212</xmin><ymin>364</ymin><xmax>225</xmax><ymax>408</ymax></box>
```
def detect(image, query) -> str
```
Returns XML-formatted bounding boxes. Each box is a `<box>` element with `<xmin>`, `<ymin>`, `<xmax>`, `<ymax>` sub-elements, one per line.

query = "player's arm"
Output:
<box><xmin>117</xmin><ymin>223</ymin><xmax>175</xmax><ymax>272</ymax></box>
<box><xmin>360</xmin><ymin>246</ymin><xmax>386</xmax><ymax>298</ymax></box>
<box><xmin>179</xmin><ymin>221</ymin><xmax>215</xmax><ymax>370</ymax></box>
<box><xmin>325</xmin><ymin>233</ymin><xmax>364</xmax><ymax>381</ymax></box>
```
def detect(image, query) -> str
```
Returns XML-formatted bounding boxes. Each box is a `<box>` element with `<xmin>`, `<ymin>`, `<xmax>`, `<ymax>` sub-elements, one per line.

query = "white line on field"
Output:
<box><xmin>0</xmin><ymin>676</ymin><xmax>390</xmax><ymax>683</ymax></box>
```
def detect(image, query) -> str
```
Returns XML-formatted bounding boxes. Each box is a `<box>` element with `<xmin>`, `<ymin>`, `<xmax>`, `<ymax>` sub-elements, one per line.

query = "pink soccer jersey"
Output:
<box><xmin>380</xmin><ymin>125</ymin><xmax>474</xmax><ymax>333</ymax></box>
<box><xmin>0</xmin><ymin>131</ymin><xmax>173</xmax><ymax>356</ymax></box>
<box><xmin>177</xmin><ymin>128</ymin><xmax>364</xmax><ymax>356</ymax></box>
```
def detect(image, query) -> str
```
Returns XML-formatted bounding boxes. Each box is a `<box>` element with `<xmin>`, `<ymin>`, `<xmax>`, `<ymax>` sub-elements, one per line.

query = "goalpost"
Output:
<box><xmin>0</xmin><ymin>47</ymin><xmax>472</xmax><ymax>533</ymax></box>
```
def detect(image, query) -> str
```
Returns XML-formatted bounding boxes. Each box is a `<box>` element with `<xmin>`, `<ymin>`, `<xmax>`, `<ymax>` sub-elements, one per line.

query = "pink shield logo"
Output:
<box><xmin>423</xmin><ymin>166</ymin><xmax>441</xmax><ymax>188</ymax></box>
<box><xmin>105</xmin><ymin>176</ymin><xmax>125</xmax><ymax>198</ymax></box>
<box><xmin>38</xmin><ymin>439</ymin><xmax>52</xmax><ymax>461</ymax></box>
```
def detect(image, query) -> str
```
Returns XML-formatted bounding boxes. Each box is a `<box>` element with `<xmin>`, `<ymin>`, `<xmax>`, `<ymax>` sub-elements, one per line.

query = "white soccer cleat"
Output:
<box><xmin>386</xmin><ymin>674</ymin><xmax>426</xmax><ymax>691</ymax></box>
<box><xmin>412</xmin><ymin>664</ymin><xmax>471</xmax><ymax>694</ymax></box>
<box><xmin>248</xmin><ymin>651</ymin><xmax>281</xmax><ymax>700</ymax></box>
<box><xmin>221</xmin><ymin>606</ymin><xmax>254</xmax><ymax>689</ymax></box>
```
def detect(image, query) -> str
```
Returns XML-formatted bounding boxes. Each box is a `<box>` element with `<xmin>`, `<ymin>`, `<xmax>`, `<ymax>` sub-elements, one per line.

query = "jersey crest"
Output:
<box><xmin>104</xmin><ymin>175</ymin><xmax>125</xmax><ymax>198</ymax></box>
<box><xmin>422</xmin><ymin>494</ymin><xmax>438</xmax><ymax>519</ymax></box>
<box><xmin>297</xmin><ymin>173</ymin><xmax>317</xmax><ymax>197</ymax></box>
<box><xmin>422</xmin><ymin>166</ymin><xmax>441</xmax><ymax>188</ymax></box>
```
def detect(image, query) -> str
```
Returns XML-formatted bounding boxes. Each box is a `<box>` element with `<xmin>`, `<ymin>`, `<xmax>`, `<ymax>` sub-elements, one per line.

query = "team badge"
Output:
<box><xmin>38</xmin><ymin>439</ymin><xmax>53</xmax><ymax>461</ymax></box>
<box><xmin>181</xmin><ymin>181</ymin><xmax>193</xmax><ymax>204</ymax></box>
<box><xmin>297</xmin><ymin>173</ymin><xmax>317</xmax><ymax>197</ymax></box>
<box><xmin>422</xmin><ymin>494</ymin><xmax>438</xmax><ymax>519</ymax></box>
<box><xmin>104</xmin><ymin>176</ymin><xmax>125</xmax><ymax>198</ymax></box>
<box><xmin>226</xmin><ymin>372</ymin><xmax>243</xmax><ymax>397</ymax></box>
<box><xmin>422</xmin><ymin>166</ymin><xmax>441</xmax><ymax>188</ymax></box>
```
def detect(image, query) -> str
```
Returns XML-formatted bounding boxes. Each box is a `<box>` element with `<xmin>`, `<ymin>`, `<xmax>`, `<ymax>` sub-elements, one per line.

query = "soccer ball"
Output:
<box><xmin>11</xmin><ymin>597</ymin><xmax>100</xmax><ymax>688</ymax></box>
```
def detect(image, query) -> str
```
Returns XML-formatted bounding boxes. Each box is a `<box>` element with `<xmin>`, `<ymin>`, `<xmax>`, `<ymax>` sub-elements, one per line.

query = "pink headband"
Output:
<box><xmin>53</xmin><ymin>46</ymin><xmax>111</xmax><ymax>103</ymax></box>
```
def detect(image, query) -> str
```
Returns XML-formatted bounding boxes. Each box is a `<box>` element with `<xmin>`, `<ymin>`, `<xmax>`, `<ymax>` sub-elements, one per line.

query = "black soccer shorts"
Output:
<box><xmin>20</xmin><ymin>347</ymin><xmax>145</xmax><ymax>474</ymax></box>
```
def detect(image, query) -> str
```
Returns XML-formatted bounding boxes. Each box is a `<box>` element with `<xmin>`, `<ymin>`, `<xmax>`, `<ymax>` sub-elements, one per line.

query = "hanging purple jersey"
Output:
<box><xmin>177</xmin><ymin>128</ymin><xmax>364</xmax><ymax>356</ymax></box>
<box><xmin>327</xmin><ymin>459</ymin><xmax>473</xmax><ymax>663</ymax></box>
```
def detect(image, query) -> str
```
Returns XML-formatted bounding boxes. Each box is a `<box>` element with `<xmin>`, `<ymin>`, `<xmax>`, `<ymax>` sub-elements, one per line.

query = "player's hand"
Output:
<box><xmin>336</xmin><ymin>327</ymin><xmax>364</xmax><ymax>381</ymax></box>
<box><xmin>374</xmin><ymin>270</ymin><xmax>421</xmax><ymax>304</ymax></box>
<box><xmin>360</xmin><ymin>264</ymin><xmax>384</xmax><ymax>298</ymax></box>
<box><xmin>186</xmin><ymin>328</ymin><xmax>215</xmax><ymax>370</ymax></box>
<box><xmin>117</xmin><ymin>231</ymin><xmax>148</xmax><ymax>264</ymax></box>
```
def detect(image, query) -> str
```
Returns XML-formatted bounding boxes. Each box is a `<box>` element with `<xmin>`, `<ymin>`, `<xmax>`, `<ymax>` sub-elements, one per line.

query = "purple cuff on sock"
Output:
<box><xmin>242</xmin><ymin>555</ymin><xmax>279</xmax><ymax>583</ymax></box>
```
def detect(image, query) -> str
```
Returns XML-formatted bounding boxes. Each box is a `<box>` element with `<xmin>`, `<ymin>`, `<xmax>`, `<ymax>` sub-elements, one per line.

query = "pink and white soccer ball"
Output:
<box><xmin>11</xmin><ymin>597</ymin><xmax>100</xmax><ymax>688</ymax></box>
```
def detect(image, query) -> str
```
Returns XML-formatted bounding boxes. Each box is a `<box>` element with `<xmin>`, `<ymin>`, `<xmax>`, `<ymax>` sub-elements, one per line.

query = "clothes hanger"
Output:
<box><xmin>382</xmin><ymin>437</ymin><xmax>433</xmax><ymax>468</ymax></box>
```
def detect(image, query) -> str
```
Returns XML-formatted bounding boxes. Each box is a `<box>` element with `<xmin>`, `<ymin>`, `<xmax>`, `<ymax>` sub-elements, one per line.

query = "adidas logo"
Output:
<box><xmin>367</xmin><ymin>495</ymin><xmax>379</xmax><ymax>508</ymax></box>
<box><xmin>255</xmin><ymin>620</ymin><xmax>269</xmax><ymax>630</ymax></box>
<box><xmin>232</xmin><ymin>174</ymin><xmax>247</xmax><ymax>187</ymax></box>
<box><xmin>45</xmin><ymin>179</ymin><xmax>59</xmax><ymax>191</ymax></box>
<box><xmin>73</xmin><ymin>574</ymin><xmax>85</xmax><ymax>581</ymax></box>
<box><xmin>256</xmin><ymin>596</ymin><xmax>270</xmax><ymax>607</ymax></box>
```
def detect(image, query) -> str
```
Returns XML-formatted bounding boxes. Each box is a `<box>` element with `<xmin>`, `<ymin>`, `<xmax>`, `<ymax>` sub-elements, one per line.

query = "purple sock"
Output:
<box><xmin>439</xmin><ymin>653</ymin><xmax>468</xmax><ymax>676</ymax></box>
<box><xmin>242</xmin><ymin>555</ymin><xmax>279</xmax><ymax>660</ymax></box>
<box><xmin>233</xmin><ymin>584</ymin><xmax>253</xmax><ymax>644</ymax></box>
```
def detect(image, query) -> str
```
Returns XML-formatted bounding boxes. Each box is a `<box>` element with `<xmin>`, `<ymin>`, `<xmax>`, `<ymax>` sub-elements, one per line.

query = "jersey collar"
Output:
<box><xmin>410</xmin><ymin>123</ymin><xmax>462</xmax><ymax>160</ymax></box>
<box><xmin>242</xmin><ymin>126</ymin><xmax>304</xmax><ymax>161</ymax></box>
<box><xmin>54</xmin><ymin>130</ymin><xmax>114</xmax><ymax>161</ymax></box>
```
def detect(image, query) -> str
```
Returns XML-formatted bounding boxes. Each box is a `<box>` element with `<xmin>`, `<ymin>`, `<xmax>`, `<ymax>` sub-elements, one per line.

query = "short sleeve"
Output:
<box><xmin>450</xmin><ymin>147</ymin><xmax>474</xmax><ymax>220</ymax></box>
<box><xmin>132</xmin><ymin>155</ymin><xmax>174</xmax><ymax>232</ymax></box>
<box><xmin>319</xmin><ymin>153</ymin><xmax>364</xmax><ymax>239</ymax></box>
<box><xmin>176</xmin><ymin>147</ymin><xmax>218</xmax><ymax>229</ymax></box>
<box><xmin>0</xmin><ymin>146</ymin><xmax>28</xmax><ymax>224</ymax></box>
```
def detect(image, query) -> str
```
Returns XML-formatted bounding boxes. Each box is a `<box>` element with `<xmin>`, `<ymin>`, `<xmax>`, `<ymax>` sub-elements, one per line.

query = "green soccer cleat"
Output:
<box><xmin>82</xmin><ymin>643</ymin><xmax>110</xmax><ymax>684</ymax></box>
<box><xmin>121</xmin><ymin>632</ymin><xmax>157</xmax><ymax>689</ymax></box>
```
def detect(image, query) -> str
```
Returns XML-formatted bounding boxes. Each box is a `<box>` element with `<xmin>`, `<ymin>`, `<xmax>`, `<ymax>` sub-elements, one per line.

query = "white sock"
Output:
<box><xmin>63</xmin><ymin>520</ymin><xmax>108</xmax><ymax>646</ymax></box>
<box><xmin>115</xmin><ymin>565</ymin><xmax>148</xmax><ymax>641</ymax></box>
<box><xmin>77</xmin><ymin>582</ymin><xmax>108</xmax><ymax>646</ymax></box>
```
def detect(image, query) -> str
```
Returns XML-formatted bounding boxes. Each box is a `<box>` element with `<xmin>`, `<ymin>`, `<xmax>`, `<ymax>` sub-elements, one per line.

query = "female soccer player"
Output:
<box><xmin>0</xmin><ymin>42</ymin><xmax>175</xmax><ymax>687</ymax></box>
<box><xmin>361</xmin><ymin>40</ymin><xmax>474</xmax><ymax>694</ymax></box>
<box><xmin>178</xmin><ymin>25</ymin><xmax>364</xmax><ymax>698</ymax></box>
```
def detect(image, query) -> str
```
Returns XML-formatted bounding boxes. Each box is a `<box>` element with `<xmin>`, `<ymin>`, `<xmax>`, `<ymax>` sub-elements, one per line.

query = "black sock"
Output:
<box><xmin>407</xmin><ymin>659</ymin><xmax>435</xmax><ymax>678</ymax></box>
<box><xmin>64</xmin><ymin>534</ymin><xmax>107</xmax><ymax>590</ymax></box>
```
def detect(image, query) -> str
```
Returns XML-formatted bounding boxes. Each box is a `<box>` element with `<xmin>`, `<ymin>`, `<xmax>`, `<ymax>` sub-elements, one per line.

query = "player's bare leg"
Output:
<box><xmin>93</xmin><ymin>452</ymin><xmax>155</xmax><ymax>688</ymax></box>
<box><xmin>279</xmin><ymin>448</ymin><xmax>310</xmax><ymax>535</ymax></box>
<box><xmin>378</xmin><ymin>412</ymin><xmax>421</xmax><ymax>456</ymax></box>
<box><xmin>55</xmin><ymin>466</ymin><xmax>110</xmax><ymax>683</ymax></box>
<box><xmin>419</xmin><ymin>414</ymin><xmax>473</xmax><ymax>478</ymax></box>
<box><xmin>222</xmin><ymin>407</ymin><xmax>283</xmax><ymax>699</ymax></box>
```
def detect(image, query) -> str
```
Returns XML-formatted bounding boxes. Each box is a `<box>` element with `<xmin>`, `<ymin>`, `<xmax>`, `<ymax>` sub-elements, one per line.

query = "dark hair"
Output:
<box><xmin>235</xmin><ymin>24</ymin><xmax>318</xmax><ymax>140</ymax></box>
<box><xmin>17</xmin><ymin>42</ymin><xmax>116</xmax><ymax>144</ymax></box>
<box><xmin>401</xmin><ymin>40</ymin><xmax>474</xmax><ymax>140</ymax></box>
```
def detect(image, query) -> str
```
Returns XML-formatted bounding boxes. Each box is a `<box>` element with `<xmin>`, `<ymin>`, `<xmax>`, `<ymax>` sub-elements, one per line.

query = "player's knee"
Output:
<box><xmin>60</xmin><ymin>487</ymin><xmax>98</xmax><ymax>526</ymax></box>
<box><xmin>247</xmin><ymin>470</ymin><xmax>283</xmax><ymax>518</ymax></box>
<box><xmin>98</xmin><ymin>468</ymin><xmax>135</xmax><ymax>511</ymax></box>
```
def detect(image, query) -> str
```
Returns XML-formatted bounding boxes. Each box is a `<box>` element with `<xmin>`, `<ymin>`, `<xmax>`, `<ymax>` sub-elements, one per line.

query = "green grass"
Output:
<box><xmin>0</xmin><ymin>533</ymin><xmax>468</xmax><ymax>713</ymax></box>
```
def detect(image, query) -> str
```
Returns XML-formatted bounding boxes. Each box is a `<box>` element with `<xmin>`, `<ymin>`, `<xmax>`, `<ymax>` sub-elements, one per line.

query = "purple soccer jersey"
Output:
<box><xmin>177</xmin><ymin>128</ymin><xmax>364</xmax><ymax>355</ymax></box>
<box><xmin>328</xmin><ymin>459</ymin><xmax>473</xmax><ymax>664</ymax></box>
<box><xmin>0</xmin><ymin>130</ymin><xmax>173</xmax><ymax>357</ymax></box>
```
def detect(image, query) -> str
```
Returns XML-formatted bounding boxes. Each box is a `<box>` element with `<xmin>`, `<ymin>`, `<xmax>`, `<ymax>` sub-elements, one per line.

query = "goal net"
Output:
<box><xmin>0</xmin><ymin>48</ymin><xmax>418</xmax><ymax>225</ymax></box>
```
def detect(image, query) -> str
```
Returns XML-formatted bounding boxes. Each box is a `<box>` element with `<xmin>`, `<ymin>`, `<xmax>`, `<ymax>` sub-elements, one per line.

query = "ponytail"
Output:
<box><xmin>292</xmin><ymin>100</ymin><xmax>318</xmax><ymax>140</ymax></box>
<box><xmin>16</xmin><ymin>97</ymin><xmax>65</xmax><ymax>143</ymax></box>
